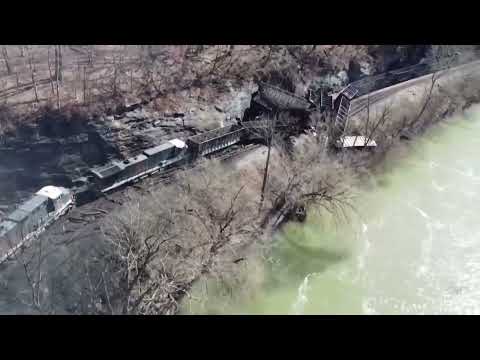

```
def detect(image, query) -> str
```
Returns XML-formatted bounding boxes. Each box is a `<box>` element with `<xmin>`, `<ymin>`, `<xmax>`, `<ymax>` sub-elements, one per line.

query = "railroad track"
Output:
<box><xmin>72</xmin><ymin>58</ymin><xmax>480</xmax><ymax>205</ymax></box>
<box><xmin>138</xmin><ymin>143</ymin><xmax>263</xmax><ymax>190</ymax></box>
<box><xmin>349</xmin><ymin>58</ymin><xmax>480</xmax><ymax>118</ymax></box>
<box><xmin>42</xmin><ymin>143</ymin><xmax>264</xmax><ymax>243</ymax></box>
<box><xmin>12</xmin><ymin>57</ymin><xmax>480</xmax><ymax>251</ymax></box>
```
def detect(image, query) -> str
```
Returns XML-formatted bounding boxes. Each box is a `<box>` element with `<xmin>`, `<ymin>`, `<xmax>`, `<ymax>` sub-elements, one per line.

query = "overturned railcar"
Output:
<box><xmin>257</xmin><ymin>82</ymin><xmax>314</xmax><ymax>112</ymax></box>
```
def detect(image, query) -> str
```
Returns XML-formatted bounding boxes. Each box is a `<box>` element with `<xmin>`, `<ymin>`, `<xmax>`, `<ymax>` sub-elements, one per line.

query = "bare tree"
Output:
<box><xmin>110</xmin><ymin>51</ymin><xmax>126</xmax><ymax>99</ymax></box>
<box><xmin>103</xmin><ymin>191</ymin><xmax>179</xmax><ymax>314</ymax></box>
<box><xmin>54</xmin><ymin>45</ymin><xmax>63</xmax><ymax>82</ymax></box>
<box><xmin>410</xmin><ymin>72</ymin><xmax>439</xmax><ymax>126</ymax></box>
<box><xmin>262</xmin><ymin>137</ymin><xmax>357</xmax><ymax>229</ymax></box>
<box><xmin>365</xmin><ymin>104</ymin><xmax>390</xmax><ymax>146</ymax></box>
<box><xmin>101</xmin><ymin>159</ymin><xmax>260</xmax><ymax>314</ymax></box>
<box><xmin>1</xmin><ymin>46</ymin><xmax>11</xmax><ymax>75</ymax></box>
<box><xmin>386</xmin><ymin>71</ymin><xmax>439</xmax><ymax>140</ymax></box>
<box><xmin>87</xmin><ymin>45</ymin><xmax>95</xmax><ymax>66</ymax></box>
<box><xmin>242</xmin><ymin>113</ymin><xmax>286</xmax><ymax>210</ymax></box>
<box><xmin>54</xmin><ymin>46</ymin><xmax>62</xmax><ymax>109</ymax></box>
<box><xmin>47</xmin><ymin>46</ymin><xmax>56</xmax><ymax>96</ymax></box>
<box><xmin>27</xmin><ymin>47</ymin><xmax>39</xmax><ymax>104</ymax></box>
<box><xmin>83</xmin><ymin>66</ymin><xmax>88</xmax><ymax>104</ymax></box>
<box><xmin>175</xmin><ymin>160</ymin><xmax>259</xmax><ymax>256</ymax></box>
<box><xmin>259</xmin><ymin>115</ymin><xmax>275</xmax><ymax>207</ymax></box>
<box><xmin>1</xmin><ymin>228</ymin><xmax>51</xmax><ymax>314</ymax></box>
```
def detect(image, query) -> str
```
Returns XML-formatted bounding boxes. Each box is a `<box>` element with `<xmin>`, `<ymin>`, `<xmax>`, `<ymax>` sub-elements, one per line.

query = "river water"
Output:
<box><xmin>182</xmin><ymin>105</ymin><xmax>480</xmax><ymax>315</ymax></box>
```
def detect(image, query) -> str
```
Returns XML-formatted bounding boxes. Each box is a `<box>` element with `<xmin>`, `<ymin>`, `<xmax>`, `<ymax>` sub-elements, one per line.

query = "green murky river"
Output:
<box><xmin>183</xmin><ymin>105</ymin><xmax>480</xmax><ymax>315</ymax></box>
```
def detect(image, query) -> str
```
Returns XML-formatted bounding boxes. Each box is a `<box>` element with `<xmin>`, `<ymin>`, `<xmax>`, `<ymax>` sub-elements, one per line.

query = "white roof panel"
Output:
<box><xmin>169</xmin><ymin>139</ymin><xmax>186</xmax><ymax>148</ymax></box>
<box><xmin>36</xmin><ymin>186</ymin><xmax>66</xmax><ymax>200</ymax></box>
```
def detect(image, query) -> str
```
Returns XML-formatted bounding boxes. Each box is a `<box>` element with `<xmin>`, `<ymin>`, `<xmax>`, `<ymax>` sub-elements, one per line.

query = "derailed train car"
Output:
<box><xmin>186</xmin><ymin>125</ymin><xmax>245</xmax><ymax>159</ymax></box>
<box><xmin>0</xmin><ymin>77</ymin><xmax>369</xmax><ymax>262</ymax></box>
<box><xmin>143</xmin><ymin>139</ymin><xmax>187</xmax><ymax>169</ymax></box>
<box><xmin>89</xmin><ymin>125</ymin><xmax>249</xmax><ymax>193</ymax></box>
<box><xmin>90</xmin><ymin>154</ymin><xmax>148</xmax><ymax>193</ymax></box>
<box><xmin>90</xmin><ymin>138</ymin><xmax>188</xmax><ymax>193</ymax></box>
<box><xmin>88</xmin><ymin>84</ymin><xmax>320</xmax><ymax>194</ymax></box>
<box><xmin>257</xmin><ymin>81</ymin><xmax>315</xmax><ymax>112</ymax></box>
<box><xmin>0</xmin><ymin>186</ymin><xmax>74</xmax><ymax>263</ymax></box>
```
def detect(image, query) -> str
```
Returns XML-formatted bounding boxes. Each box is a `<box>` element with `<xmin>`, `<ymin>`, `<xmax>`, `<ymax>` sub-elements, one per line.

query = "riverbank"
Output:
<box><xmin>179</xmin><ymin>69</ymin><xmax>480</xmax><ymax>314</ymax></box>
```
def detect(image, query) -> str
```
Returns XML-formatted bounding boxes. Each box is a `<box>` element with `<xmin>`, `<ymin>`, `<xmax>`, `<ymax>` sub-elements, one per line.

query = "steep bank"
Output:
<box><xmin>210</xmin><ymin>105</ymin><xmax>480</xmax><ymax>314</ymax></box>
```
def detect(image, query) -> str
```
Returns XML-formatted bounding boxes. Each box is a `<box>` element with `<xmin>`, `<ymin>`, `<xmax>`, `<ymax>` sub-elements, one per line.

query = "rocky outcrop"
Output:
<box><xmin>367</xmin><ymin>45</ymin><xmax>430</xmax><ymax>73</ymax></box>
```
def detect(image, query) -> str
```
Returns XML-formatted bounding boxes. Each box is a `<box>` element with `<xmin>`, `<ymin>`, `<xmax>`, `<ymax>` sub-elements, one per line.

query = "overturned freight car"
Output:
<box><xmin>257</xmin><ymin>82</ymin><xmax>315</xmax><ymax>112</ymax></box>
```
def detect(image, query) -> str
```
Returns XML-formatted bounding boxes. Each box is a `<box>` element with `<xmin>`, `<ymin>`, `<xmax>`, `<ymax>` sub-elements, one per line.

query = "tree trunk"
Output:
<box><xmin>54</xmin><ymin>46</ymin><xmax>58</xmax><ymax>79</ymax></box>
<box><xmin>28</xmin><ymin>52</ymin><xmax>39</xmax><ymax>103</ymax></box>
<box><xmin>83</xmin><ymin>66</ymin><xmax>87</xmax><ymax>104</ymax></box>
<box><xmin>113</xmin><ymin>58</ymin><xmax>117</xmax><ymax>97</ymax></box>
<box><xmin>54</xmin><ymin>45</ymin><xmax>63</xmax><ymax>82</ymax></box>
<box><xmin>260</xmin><ymin>136</ymin><xmax>272</xmax><ymax>205</ymax></box>
<box><xmin>56</xmin><ymin>51</ymin><xmax>60</xmax><ymax>109</ymax></box>
<box><xmin>2</xmin><ymin>46</ymin><xmax>12</xmax><ymax>75</ymax></box>
<box><xmin>58</xmin><ymin>45</ymin><xmax>63</xmax><ymax>82</ymax></box>
<box><xmin>259</xmin><ymin>115</ymin><xmax>276</xmax><ymax>210</ymax></box>
<box><xmin>130</xmin><ymin>69</ymin><xmax>133</xmax><ymax>92</ymax></box>
<box><xmin>47</xmin><ymin>47</ymin><xmax>56</xmax><ymax>96</ymax></box>
<box><xmin>326</xmin><ymin>111</ymin><xmax>336</xmax><ymax>150</ymax></box>
<box><xmin>262</xmin><ymin>46</ymin><xmax>273</xmax><ymax>68</ymax></box>
<box><xmin>88</xmin><ymin>45</ymin><xmax>94</xmax><ymax>66</ymax></box>
<box><xmin>147</xmin><ymin>45</ymin><xmax>154</xmax><ymax>60</ymax></box>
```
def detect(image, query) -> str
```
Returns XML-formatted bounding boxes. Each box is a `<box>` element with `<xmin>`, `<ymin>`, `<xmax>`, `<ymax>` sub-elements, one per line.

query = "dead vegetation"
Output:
<box><xmin>348</xmin><ymin>67</ymin><xmax>480</xmax><ymax>171</ymax></box>
<box><xmin>4</xmin><ymin>47</ymin><xmax>480</xmax><ymax>314</ymax></box>
<box><xmin>263</xmin><ymin>137</ymin><xmax>357</xmax><ymax>229</ymax></box>
<box><xmin>0</xmin><ymin>139</ymin><xmax>357</xmax><ymax>314</ymax></box>
<box><xmin>0</xmin><ymin>45</ymin><xmax>385</xmax><ymax>138</ymax></box>
<box><xmin>6</xmin><ymin>68</ymin><xmax>480</xmax><ymax>314</ymax></box>
<box><xmin>92</xmin><ymin>136</ymin><xmax>359</xmax><ymax>314</ymax></box>
<box><xmin>98</xmin><ymin>160</ymin><xmax>261</xmax><ymax>314</ymax></box>
<box><xmin>2</xmin><ymin>45</ymin><xmax>474</xmax><ymax>142</ymax></box>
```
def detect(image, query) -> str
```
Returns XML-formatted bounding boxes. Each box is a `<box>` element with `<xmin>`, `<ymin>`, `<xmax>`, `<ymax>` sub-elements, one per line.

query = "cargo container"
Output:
<box><xmin>186</xmin><ymin>125</ymin><xmax>245</xmax><ymax>158</ymax></box>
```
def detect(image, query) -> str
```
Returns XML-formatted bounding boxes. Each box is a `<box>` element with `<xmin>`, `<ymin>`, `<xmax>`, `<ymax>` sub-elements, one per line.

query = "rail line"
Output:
<box><xmin>137</xmin><ymin>143</ymin><xmax>262</xmax><ymax>190</ymax></box>
<box><xmin>4</xmin><ymin>55</ymin><xmax>480</xmax><ymax>266</ymax></box>
<box><xmin>349</xmin><ymin>58</ymin><xmax>480</xmax><ymax>118</ymax></box>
